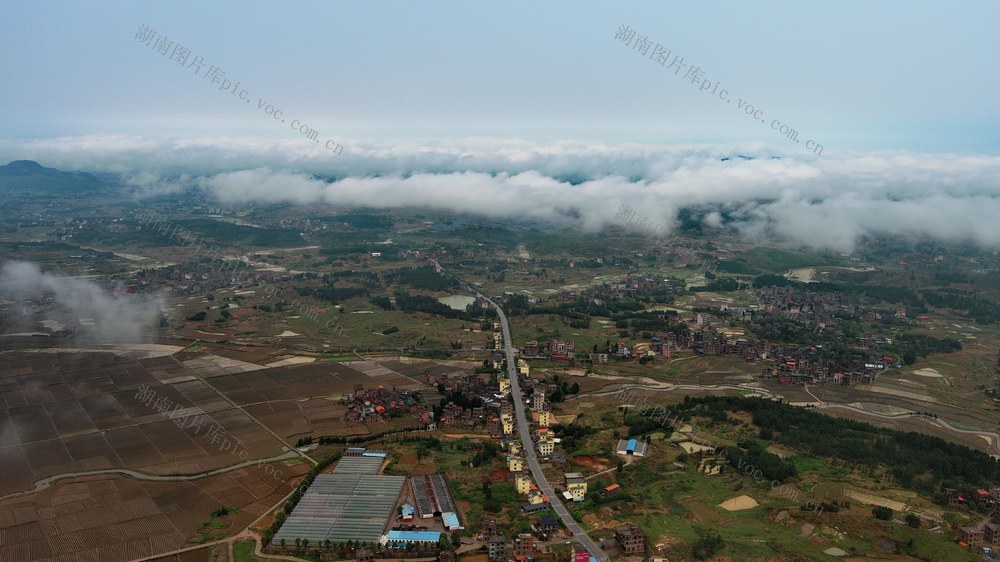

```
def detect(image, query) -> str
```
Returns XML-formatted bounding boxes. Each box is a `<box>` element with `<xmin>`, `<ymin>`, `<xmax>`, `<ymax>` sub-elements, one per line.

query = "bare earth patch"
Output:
<box><xmin>572</xmin><ymin>455</ymin><xmax>609</xmax><ymax>471</ymax></box>
<box><xmin>719</xmin><ymin>495</ymin><xmax>759</xmax><ymax>511</ymax></box>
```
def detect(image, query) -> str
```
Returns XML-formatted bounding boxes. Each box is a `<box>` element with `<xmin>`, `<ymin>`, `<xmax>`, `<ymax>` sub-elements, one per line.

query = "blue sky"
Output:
<box><xmin>2</xmin><ymin>0</ymin><xmax>998</xmax><ymax>154</ymax></box>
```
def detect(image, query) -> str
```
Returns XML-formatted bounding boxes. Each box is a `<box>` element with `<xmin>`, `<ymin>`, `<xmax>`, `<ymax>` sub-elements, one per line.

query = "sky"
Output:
<box><xmin>2</xmin><ymin>0</ymin><xmax>998</xmax><ymax>152</ymax></box>
<box><xmin>1</xmin><ymin>1</ymin><xmax>1000</xmax><ymax>253</ymax></box>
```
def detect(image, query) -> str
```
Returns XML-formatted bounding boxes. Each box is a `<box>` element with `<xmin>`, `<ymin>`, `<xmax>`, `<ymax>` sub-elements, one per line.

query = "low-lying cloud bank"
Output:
<box><xmin>2</xmin><ymin>135</ymin><xmax>999</xmax><ymax>252</ymax></box>
<box><xmin>0</xmin><ymin>261</ymin><xmax>164</xmax><ymax>343</ymax></box>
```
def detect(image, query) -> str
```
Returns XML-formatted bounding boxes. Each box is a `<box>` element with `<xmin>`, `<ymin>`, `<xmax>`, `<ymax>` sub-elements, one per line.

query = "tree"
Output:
<box><xmin>905</xmin><ymin>513</ymin><xmax>920</xmax><ymax>528</ymax></box>
<box><xmin>451</xmin><ymin>530</ymin><xmax>463</xmax><ymax>547</ymax></box>
<box><xmin>280</xmin><ymin>538</ymin><xmax>286</xmax><ymax>548</ymax></box>
<box><xmin>902</xmin><ymin>349</ymin><xmax>918</xmax><ymax>365</ymax></box>
<box><xmin>692</xmin><ymin>533</ymin><xmax>724</xmax><ymax>560</ymax></box>
<box><xmin>872</xmin><ymin>506</ymin><xmax>892</xmax><ymax>520</ymax></box>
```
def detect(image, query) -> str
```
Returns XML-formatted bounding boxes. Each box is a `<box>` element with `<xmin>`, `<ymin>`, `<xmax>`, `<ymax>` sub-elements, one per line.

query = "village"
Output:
<box><xmin>273</xmin><ymin>323</ymin><xmax>653</xmax><ymax>562</ymax></box>
<box><xmin>319</xmin><ymin>311</ymin><xmax>1000</xmax><ymax>560</ymax></box>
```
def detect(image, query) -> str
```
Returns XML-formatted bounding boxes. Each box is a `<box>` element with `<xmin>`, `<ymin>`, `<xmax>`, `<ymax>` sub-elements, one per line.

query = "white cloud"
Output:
<box><xmin>2</xmin><ymin>135</ymin><xmax>999</xmax><ymax>252</ymax></box>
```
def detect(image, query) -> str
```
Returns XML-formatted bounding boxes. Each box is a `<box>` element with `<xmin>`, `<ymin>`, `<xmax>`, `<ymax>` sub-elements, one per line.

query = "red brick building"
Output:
<box><xmin>513</xmin><ymin>533</ymin><xmax>535</xmax><ymax>560</ymax></box>
<box><xmin>957</xmin><ymin>527</ymin><xmax>981</xmax><ymax>549</ymax></box>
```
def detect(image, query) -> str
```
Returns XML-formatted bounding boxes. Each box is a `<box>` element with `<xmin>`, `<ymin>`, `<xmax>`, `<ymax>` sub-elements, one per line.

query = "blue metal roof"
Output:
<box><xmin>627</xmin><ymin>438</ymin><xmax>637</xmax><ymax>450</ymax></box>
<box><xmin>442</xmin><ymin>512</ymin><xmax>461</xmax><ymax>527</ymax></box>
<box><xmin>385</xmin><ymin>531</ymin><xmax>441</xmax><ymax>541</ymax></box>
<box><xmin>362</xmin><ymin>451</ymin><xmax>388</xmax><ymax>458</ymax></box>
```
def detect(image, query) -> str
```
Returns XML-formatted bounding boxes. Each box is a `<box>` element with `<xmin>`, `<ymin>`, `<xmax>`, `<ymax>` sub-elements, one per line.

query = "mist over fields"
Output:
<box><xmin>0</xmin><ymin>261</ymin><xmax>164</xmax><ymax>343</ymax></box>
<box><xmin>3</xmin><ymin>135</ymin><xmax>999</xmax><ymax>253</ymax></box>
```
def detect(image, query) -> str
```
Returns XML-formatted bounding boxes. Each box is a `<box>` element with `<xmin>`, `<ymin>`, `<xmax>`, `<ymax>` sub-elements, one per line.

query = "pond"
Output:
<box><xmin>438</xmin><ymin>295</ymin><xmax>476</xmax><ymax>310</ymax></box>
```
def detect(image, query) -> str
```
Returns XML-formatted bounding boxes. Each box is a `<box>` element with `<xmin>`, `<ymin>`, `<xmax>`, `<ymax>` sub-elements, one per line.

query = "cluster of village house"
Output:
<box><xmin>544</xmin><ymin>272</ymin><xmax>907</xmax><ymax>333</ymax></box>
<box><xmin>756</xmin><ymin>284</ymin><xmax>855</xmax><ymax>325</ymax></box>
<box><xmin>479</xmin><ymin>456</ymin><xmax>647</xmax><ymax>558</ymax></box>
<box><xmin>365</xmin><ymin>519</ymin><xmax>647</xmax><ymax>562</ymax></box>
<box><xmin>342</xmin><ymin>305</ymin><xmax>902</xmax><ymax>558</ymax></box>
<box><xmin>519</xmin><ymin>313</ymin><xmax>893</xmax><ymax>387</ymax></box>
<box><xmin>342</xmin><ymin>385</ymin><xmax>431</xmax><ymax>425</ymax></box>
<box><xmin>512</xmin><ymin>275</ymin><xmax>912</xmax><ymax>387</ymax></box>
<box><xmin>353</xmin><ymin>326</ymin><xmax>644</xmax><ymax>561</ymax></box>
<box><xmin>338</xmin><ymin>325</ymin><xmax>905</xmax><ymax>556</ymax></box>
<box><xmin>757</xmin><ymin>283</ymin><xmax>924</xmax><ymax>325</ymax></box>
<box><xmin>474</xmin><ymin>520</ymin><xmax>647</xmax><ymax>562</ymax></box>
<box><xmin>631</xmin><ymin>316</ymin><xmax>895</xmax><ymax>385</ymax></box>
<box><xmin>353</xmin><ymin>317</ymin><xmax>905</xmax><ymax>552</ymax></box>
<box><xmin>472</xmin><ymin>327</ymin><xmax>650</xmax><ymax>559</ymax></box>
<box><xmin>947</xmin><ymin>487</ymin><xmax>1000</xmax><ymax>552</ymax></box>
<box><xmin>345</xmin><ymin>319</ymin><xmax>770</xmax><ymax>560</ymax></box>
<box><xmin>134</xmin><ymin>263</ymin><xmax>280</xmax><ymax>296</ymax></box>
<box><xmin>547</xmin><ymin>274</ymin><xmax>683</xmax><ymax>308</ymax></box>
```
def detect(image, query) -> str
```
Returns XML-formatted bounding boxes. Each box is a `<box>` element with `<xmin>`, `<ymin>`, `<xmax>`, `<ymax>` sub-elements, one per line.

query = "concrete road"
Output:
<box><xmin>486</xmin><ymin>295</ymin><xmax>610</xmax><ymax>562</ymax></box>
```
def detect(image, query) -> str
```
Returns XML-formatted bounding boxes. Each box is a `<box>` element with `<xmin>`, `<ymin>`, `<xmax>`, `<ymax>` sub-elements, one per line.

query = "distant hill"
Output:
<box><xmin>0</xmin><ymin>160</ymin><xmax>105</xmax><ymax>192</ymax></box>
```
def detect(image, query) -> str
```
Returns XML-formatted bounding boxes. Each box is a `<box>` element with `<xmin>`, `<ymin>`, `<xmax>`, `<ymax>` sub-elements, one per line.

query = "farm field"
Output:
<box><xmin>0</xmin><ymin>341</ymin><xmax>457</xmax><ymax>561</ymax></box>
<box><xmin>0</xmin><ymin>461</ymin><xmax>306</xmax><ymax>561</ymax></box>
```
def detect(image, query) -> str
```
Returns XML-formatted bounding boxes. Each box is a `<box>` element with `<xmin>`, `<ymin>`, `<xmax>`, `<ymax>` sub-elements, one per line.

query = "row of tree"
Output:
<box><xmin>677</xmin><ymin>396</ymin><xmax>1000</xmax><ymax>494</ymax></box>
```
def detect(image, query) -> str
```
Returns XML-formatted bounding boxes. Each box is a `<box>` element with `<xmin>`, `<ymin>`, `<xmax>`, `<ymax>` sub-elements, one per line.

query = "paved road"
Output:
<box><xmin>1</xmin><ymin>450</ymin><xmax>301</xmax><ymax>502</ymax></box>
<box><xmin>485</xmin><ymin>295</ymin><xmax>610</xmax><ymax>562</ymax></box>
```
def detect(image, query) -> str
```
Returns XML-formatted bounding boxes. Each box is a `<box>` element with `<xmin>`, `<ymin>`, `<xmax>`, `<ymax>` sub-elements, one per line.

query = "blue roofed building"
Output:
<box><xmin>442</xmin><ymin>511</ymin><xmax>464</xmax><ymax>530</ymax></box>
<box><xmin>401</xmin><ymin>502</ymin><xmax>415</xmax><ymax>521</ymax></box>
<box><xmin>380</xmin><ymin>530</ymin><xmax>442</xmax><ymax>548</ymax></box>
<box><xmin>616</xmin><ymin>438</ymin><xmax>648</xmax><ymax>457</ymax></box>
